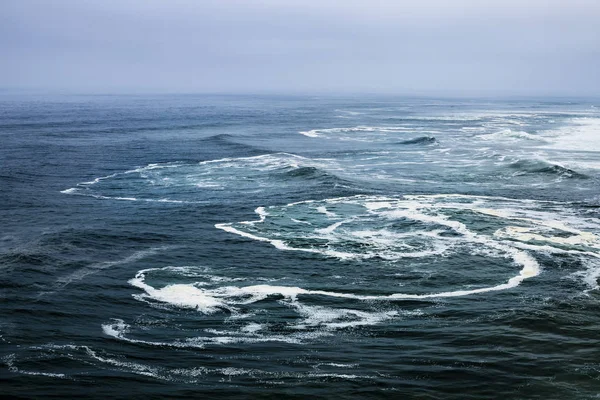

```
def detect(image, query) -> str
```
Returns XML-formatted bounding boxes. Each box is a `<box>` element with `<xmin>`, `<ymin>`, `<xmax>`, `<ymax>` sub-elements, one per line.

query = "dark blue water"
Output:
<box><xmin>2</xmin><ymin>94</ymin><xmax>600</xmax><ymax>399</ymax></box>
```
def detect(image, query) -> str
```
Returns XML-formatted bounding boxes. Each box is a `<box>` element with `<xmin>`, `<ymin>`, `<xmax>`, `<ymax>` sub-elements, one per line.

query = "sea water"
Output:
<box><xmin>1</xmin><ymin>94</ymin><xmax>600</xmax><ymax>398</ymax></box>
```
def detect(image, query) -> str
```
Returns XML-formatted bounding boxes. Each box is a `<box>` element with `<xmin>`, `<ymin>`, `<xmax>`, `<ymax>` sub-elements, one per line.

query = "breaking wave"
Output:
<box><xmin>60</xmin><ymin>153</ymin><xmax>351</xmax><ymax>203</ymax></box>
<box><xmin>299</xmin><ymin>126</ymin><xmax>429</xmax><ymax>142</ymax></box>
<box><xmin>477</xmin><ymin>129</ymin><xmax>546</xmax><ymax>142</ymax></box>
<box><xmin>508</xmin><ymin>159</ymin><xmax>588</xmax><ymax>179</ymax></box>
<box><xmin>395</xmin><ymin>136</ymin><xmax>437</xmax><ymax>145</ymax></box>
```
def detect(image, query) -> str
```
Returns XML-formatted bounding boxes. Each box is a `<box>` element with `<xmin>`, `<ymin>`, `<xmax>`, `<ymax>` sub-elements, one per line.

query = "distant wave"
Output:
<box><xmin>201</xmin><ymin>133</ymin><xmax>268</xmax><ymax>155</ymax></box>
<box><xmin>394</xmin><ymin>136</ymin><xmax>437</xmax><ymax>145</ymax></box>
<box><xmin>509</xmin><ymin>159</ymin><xmax>588</xmax><ymax>179</ymax></box>
<box><xmin>477</xmin><ymin>129</ymin><xmax>545</xmax><ymax>142</ymax></box>
<box><xmin>279</xmin><ymin>165</ymin><xmax>337</xmax><ymax>182</ymax></box>
<box><xmin>204</xmin><ymin>133</ymin><xmax>236</xmax><ymax>142</ymax></box>
<box><xmin>299</xmin><ymin>126</ymin><xmax>412</xmax><ymax>139</ymax></box>
<box><xmin>61</xmin><ymin>153</ymin><xmax>357</xmax><ymax>203</ymax></box>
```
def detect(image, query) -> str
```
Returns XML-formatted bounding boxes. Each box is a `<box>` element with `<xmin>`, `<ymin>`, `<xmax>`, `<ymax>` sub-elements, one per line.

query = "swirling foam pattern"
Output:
<box><xmin>91</xmin><ymin>194</ymin><xmax>600</xmax><ymax>366</ymax></box>
<box><xmin>217</xmin><ymin>194</ymin><xmax>600</xmax><ymax>296</ymax></box>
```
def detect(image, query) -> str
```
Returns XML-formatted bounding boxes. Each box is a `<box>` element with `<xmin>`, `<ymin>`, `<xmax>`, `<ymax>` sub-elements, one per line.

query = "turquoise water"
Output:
<box><xmin>1</xmin><ymin>94</ymin><xmax>600</xmax><ymax>398</ymax></box>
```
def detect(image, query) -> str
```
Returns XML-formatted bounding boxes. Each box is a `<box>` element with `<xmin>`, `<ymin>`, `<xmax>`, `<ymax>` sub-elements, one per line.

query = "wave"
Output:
<box><xmin>200</xmin><ymin>133</ymin><xmax>269</xmax><ymax>157</ymax></box>
<box><xmin>299</xmin><ymin>126</ymin><xmax>413</xmax><ymax>140</ymax></box>
<box><xmin>279</xmin><ymin>166</ymin><xmax>335</xmax><ymax>181</ymax></box>
<box><xmin>382</xmin><ymin>115</ymin><xmax>488</xmax><ymax>123</ymax></box>
<box><xmin>61</xmin><ymin>153</ymin><xmax>352</xmax><ymax>203</ymax></box>
<box><xmin>508</xmin><ymin>159</ymin><xmax>588</xmax><ymax>179</ymax></box>
<box><xmin>278</xmin><ymin>166</ymin><xmax>356</xmax><ymax>189</ymax></box>
<box><xmin>204</xmin><ymin>133</ymin><xmax>236</xmax><ymax>142</ymax></box>
<box><xmin>202</xmin><ymin>132</ymin><xmax>256</xmax><ymax>147</ymax></box>
<box><xmin>477</xmin><ymin>129</ymin><xmax>546</xmax><ymax>142</ymax></box>
<box><xmin>394</xmin><ymin>136</ymin><xmax>437</xmax><ymax>145</ymax></box>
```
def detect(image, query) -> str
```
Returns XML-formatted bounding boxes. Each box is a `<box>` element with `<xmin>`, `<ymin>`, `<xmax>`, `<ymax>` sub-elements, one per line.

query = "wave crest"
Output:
<box><xmin>509</xmin><ymin>159</ymin><xmax>588</xmax><ymax>179</ymax></box>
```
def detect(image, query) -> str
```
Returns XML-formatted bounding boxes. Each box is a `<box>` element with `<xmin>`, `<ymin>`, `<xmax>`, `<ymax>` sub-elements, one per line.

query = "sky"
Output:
<box><xmin>1</xmin><ymin>0</ymin><xmax>599</xmax><ymax>96</ymax></box>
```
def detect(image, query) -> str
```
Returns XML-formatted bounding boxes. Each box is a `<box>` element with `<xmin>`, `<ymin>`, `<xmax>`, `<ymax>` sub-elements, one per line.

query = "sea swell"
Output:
<box><xmin>508</xmin><ymin>159</ymin><xmax>588</xmax><ymax>179</ymax></box>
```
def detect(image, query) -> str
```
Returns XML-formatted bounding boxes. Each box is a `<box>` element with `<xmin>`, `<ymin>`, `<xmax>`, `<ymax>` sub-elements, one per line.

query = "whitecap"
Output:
<box><xmin>60</xmin><ymin>153</ymin><xmax>343</xmax><ymax>203</ymax></box>
<box><xmin>299</xmin><ymin>126</ymin><xmax>413</xmax><ymax>141</ymax></box>
<box><xmin>542</xmin><ymin>117</ymin><xmax>600</xmax><ymax>152</ymax></box>
<box><xmin>477</xmin><ymin>129</ymin><xmax>546</xmax><ymax>142</ymax></box>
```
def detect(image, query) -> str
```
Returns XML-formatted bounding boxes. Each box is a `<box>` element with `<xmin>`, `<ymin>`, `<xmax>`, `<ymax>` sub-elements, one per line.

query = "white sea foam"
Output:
<box><xmin>123</xmin><ymin>266</ymin><xmax>417</xmax><ymax>346</ymax></box>
<box><xmin>291</xmin><ymin>218</ymin><xmax>312</xmax><ymax>225</ymax></box>
<box><xmin>102</xmin><ymin>319</ymin><xmax>217</xmax><ymax>348</ymax></box>
<box><xmin>299</xmin><ymin>126</ymin><xmax>413</xmax><ymax>140</ymax></box>
<box><xmin>316</xmin><ymin>206</ymin><xmax>337</xmax><ymax>218</ymax></box>
<box><xmin>217</xmin><ymin>194</ymin><xmax>600</xmax><ymax>296</ymax></box>
<box><xmin>543</xmin><ymin>117</ymin><xmax>600</xmax><ymax>152</ymax></box>
<box><xmin>132</xmin><ymin>247</ymin><xmax>535</xmax><ymax>304</ymax></box>
<box><xmin>292</xmin><ymin>303</ymin><xmax>398</xmax><ymax>330</ymax></box>
<box><xmin>495</xmin><ymin>226</ymin><xmax>600</xmax><ymax>250</ymax></box>
<box><xmin>241</xmin><ymin>323</ymin><xmax>263</xmax><ymax>333</ymax></box>
<box><xmin>103</xmin><ymin>318</ymin><xmax>308</xmax><ymax>348</ymax></box>
<box><xmin>217</xmin><ymin>196</ymin><xmax>461</xmax><ymax>262</ymax></box>
<box><xmin>129</xmin><ymin>271</ymin><xmax>228</xmax><ymax>314</ymax></box>
<box><xmin>315</xmin><ymin>362</ymin><xmax>359</xmax><ymax>368</ymax></box>
<box><xmin>334</xmin><ymin>109</ymin><xmax>365</xmax><ymax>116</ymax></box>
<box><xmin>570</xmin><ymin>257</ymin><xmax>600</xmax><ymax>292</ymax></box>
<box><xmin>477</xmin><ymin>129</ymin><xmax>546</xmax><ymax>142</ymax></box>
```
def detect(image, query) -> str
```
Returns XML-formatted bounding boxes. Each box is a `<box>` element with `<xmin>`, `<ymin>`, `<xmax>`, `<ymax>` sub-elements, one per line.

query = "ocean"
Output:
<box><xmin>1</xmin><ymin>94</ymin><xmax>599</xmax><ymax>399</ymax></box>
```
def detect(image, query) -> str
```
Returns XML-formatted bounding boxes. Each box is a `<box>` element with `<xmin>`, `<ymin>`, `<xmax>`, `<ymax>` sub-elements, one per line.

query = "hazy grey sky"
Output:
<box><xmin>2</xmin><ymin>0</ymin><xmax>599</xmax><ymax>95</ymax></box>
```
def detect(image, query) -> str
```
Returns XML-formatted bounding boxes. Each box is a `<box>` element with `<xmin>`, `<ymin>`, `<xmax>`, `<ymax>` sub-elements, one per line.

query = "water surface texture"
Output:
<box><xmin>1</xmin><ymin>95</ymin><xmax>600</xmax><ymax>398</ymax></box>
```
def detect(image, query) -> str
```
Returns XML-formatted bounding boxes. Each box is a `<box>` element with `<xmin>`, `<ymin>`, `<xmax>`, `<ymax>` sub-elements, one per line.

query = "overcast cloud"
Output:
<box><xmin>1</xmin><ymin>0</ymin><xmax>599</xmax><ymax>95</ymax></box>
